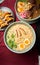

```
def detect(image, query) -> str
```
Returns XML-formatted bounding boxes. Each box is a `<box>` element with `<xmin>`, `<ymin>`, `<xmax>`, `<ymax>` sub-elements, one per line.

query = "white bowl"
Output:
<box><xmin>4</xmin><ymin>21</ymin><xmax>36</xmax><ymax>54</ymax></box>
<box><xmin>15</xmin><ymin>1</ymin><xmax>40</xmax><ymax>24</ymax></box>
<box><xmin>0</xmin><ymin>0</ymin><xmax>4</xmax><ymax>4</ymax></box>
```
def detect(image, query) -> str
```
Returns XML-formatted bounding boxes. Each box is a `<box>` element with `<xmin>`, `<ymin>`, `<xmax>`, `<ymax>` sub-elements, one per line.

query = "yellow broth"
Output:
<box><xmin>6</xmin><ymin>24</ymin><xmax>34</xmax><ymax>51</ymax></box>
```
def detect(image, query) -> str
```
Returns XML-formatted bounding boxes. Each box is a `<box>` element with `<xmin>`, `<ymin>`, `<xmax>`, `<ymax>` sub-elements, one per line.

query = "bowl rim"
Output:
<box><xmin>15</xmin><ymin>1</ymin><xmax>40</xmax><ymax>21</ymax></box>
<box><xmin>0</xmin><ymin>0</ymin><xmax>4</xmax><ymax>3</ymax></box>
<box><xmin>4</xmin><ymin>21</ymin><xmax>36</xmax><ymax>54</ymax></box>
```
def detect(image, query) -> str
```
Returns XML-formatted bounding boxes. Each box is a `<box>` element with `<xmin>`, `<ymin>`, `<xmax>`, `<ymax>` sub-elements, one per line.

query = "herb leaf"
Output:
<box><xmin>8</xmin><ymin>39</ymin><xmax>17</xmax><ymax>49</ymax></box>
<box><xmin>11</xmin><ymin>34</ymin><xmax>15</xmax><ymax>38</ymax></box>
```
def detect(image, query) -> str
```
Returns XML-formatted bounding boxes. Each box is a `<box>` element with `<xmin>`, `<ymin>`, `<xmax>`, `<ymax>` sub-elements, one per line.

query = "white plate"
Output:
<box><xmin>0</xmin><ymin>7</ymin><xmax>15</xmax><ymax>30</ymax></box>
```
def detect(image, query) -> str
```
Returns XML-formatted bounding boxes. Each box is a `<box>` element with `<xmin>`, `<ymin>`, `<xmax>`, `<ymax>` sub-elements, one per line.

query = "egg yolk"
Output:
<box><xmin>24</xmin><ymin>39</ymin><xmax>30</xmax><ymax>45</ymax></box>
<box><xmin>17</xmin><ymin>7</ymin><xmax>24</xmax><ymax>12</ymax></box>
<box><xmin>18</xmin><ymin>43</ymin><xmax>25</xmax><ymax>50</ymax></box>
<box><xmin>17</xmin><ymin>2</ymin><xmax>25</xmax><ymax>7</ymax></box>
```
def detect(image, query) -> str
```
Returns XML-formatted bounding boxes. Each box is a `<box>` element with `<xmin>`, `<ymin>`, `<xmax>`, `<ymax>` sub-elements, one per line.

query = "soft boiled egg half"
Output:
<box><xmin>17</xmin><ymin>38</ymin><xmax>30</xmax><ymax>51</ymax></box>
<box><xmin>17</xmin><ymin>43</ymin><xmax>25</xmax><ymax>50</ymax></box>
<box><xmin>24</xmin><ymin>38</ymin><xmax>30</xmax><ymax>45</ymax></box>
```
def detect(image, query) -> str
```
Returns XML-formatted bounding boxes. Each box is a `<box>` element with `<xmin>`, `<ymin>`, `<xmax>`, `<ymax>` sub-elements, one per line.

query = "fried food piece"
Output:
<box><xmin>24</xmin><ymin>2</ymin><xmax>34</xmax><ymax>10</ymax></box>
<box><xmin>0</xmin><ymin>19</ymin><xmax>8</xmax><ymax>28</ymax></box>
<box><xmin>2</xmin><ymin>12</ymin><xmax>12</xmax><ymax>18</ymax></box>
<box><xmin>0</xmin><ymin>19</ymin><xmax>3</xmax><ymax>25</ymax></box>
<box><xmin>0</xmin><ymin>10</ymin><xmax>12</xmax><ymax>18</ymax></box>
<box><xmin>0</xmin><ymin>10</ymin><xmax>14</xmax><ymax>28</ymax></box>
<box><xmin>4</xmin><ymin>16</ymin><xmax>14</xmax><ymax>23</ymax></box>
<box><xmin>4</xmin><ymin>14</ymin><xmax>12</xmax><ymax>18</ymax></box>
<box><xmin>0</xmin><ymin>22</ymin><xmax>8</xmax><ymax>28</ymax></box>
<box><xmin>3</xmin><ymin>12</ymin><xmax>14</xmax><ymax>22</ymax></box>
<box><xmin>0</xmin><ymin>10</ymin><xmax>4</xmax><ymax>18</ymax></box>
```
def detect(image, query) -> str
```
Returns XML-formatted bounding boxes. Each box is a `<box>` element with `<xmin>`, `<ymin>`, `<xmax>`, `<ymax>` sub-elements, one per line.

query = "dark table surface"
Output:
<box><xmin>0</xmin><ymin>0</ymin><xmax>40</xmax><ymax>65</ymax></box>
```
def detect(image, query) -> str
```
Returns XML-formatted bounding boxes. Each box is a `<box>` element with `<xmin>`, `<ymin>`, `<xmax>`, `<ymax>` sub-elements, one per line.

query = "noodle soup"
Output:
<box><xmin>4</xmin><ymin>22</ymin><xmax>36</xmax><ymax>53</ymax></box>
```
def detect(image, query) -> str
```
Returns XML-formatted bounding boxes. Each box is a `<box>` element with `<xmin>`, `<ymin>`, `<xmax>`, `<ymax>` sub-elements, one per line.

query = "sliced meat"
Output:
<box><xmin>16</xmin><ymin>30</ymin><xmax>18</xmax><ymax>37</ymax></box>
<box><xmin>32</xmin><ymin>6</ymin><xmax>40</xmax><ymax>18</ymax></box>
<box><xmin>19</xmin><ymin>28</ymin><xmax>27</xmax><ymax>35</ymax></box>
<box><xmin>26</xmin><ymin>10</ymin><xmax>32</xmax><ymax>18</ymax></box>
